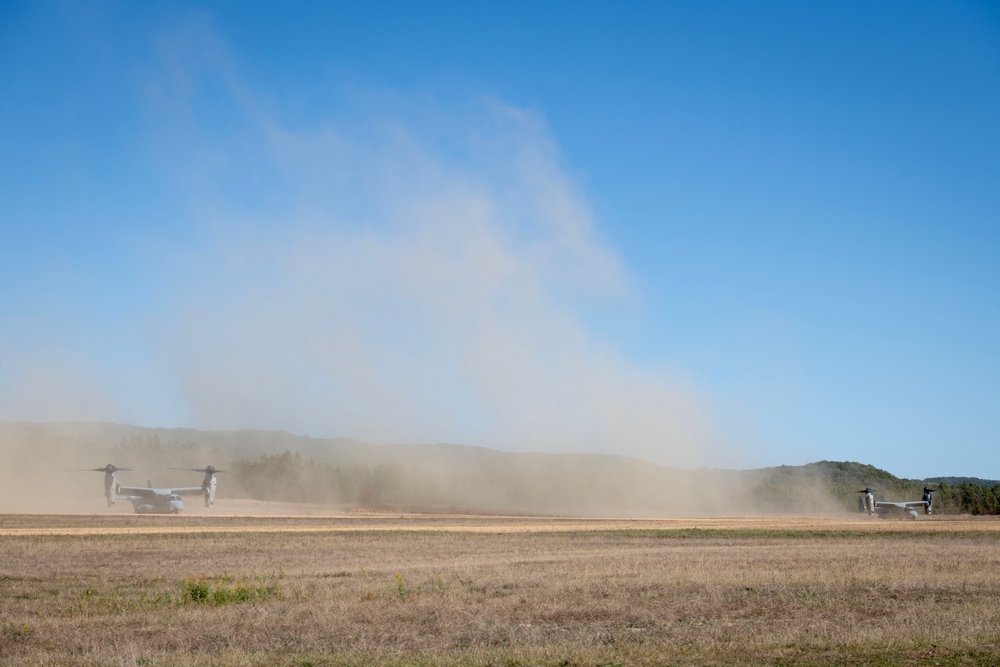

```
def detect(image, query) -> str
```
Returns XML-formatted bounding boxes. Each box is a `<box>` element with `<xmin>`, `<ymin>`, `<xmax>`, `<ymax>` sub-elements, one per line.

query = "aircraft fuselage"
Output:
<box><xmin>874</xmin><ymin>505</ymin><xmax>920</xmax><ymax>520</ymax></box>
<box><xmin>121</xmin><ymin>493</ymin><xmax>185</xmax><ymax>514</ymax></box>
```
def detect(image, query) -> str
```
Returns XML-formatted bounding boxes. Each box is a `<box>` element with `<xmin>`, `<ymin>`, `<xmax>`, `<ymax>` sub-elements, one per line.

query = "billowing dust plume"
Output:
<box><xmin>0</xmin><ymin>422</ymin><xmax>845</xmax><ymax>516</ymax></box>
<box><xmin>0</xmin><ymin>23</ymin><xmax>785</xmax><ymax>513</ymax></box>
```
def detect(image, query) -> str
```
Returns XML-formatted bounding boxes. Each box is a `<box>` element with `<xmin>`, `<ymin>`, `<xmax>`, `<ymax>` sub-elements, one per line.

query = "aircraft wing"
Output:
<box><xmin>168</xmin><ymin>486</ymin><xmax>207</xmax><ymax>497</ymax></box>
<box><xmin>117</xmin><ymin>485</ymin><xmax>204</xmax><ymax>497</ymax></box>
<box><xmin>116</xmin><ymin>486</ymin><xmax>159</xmax><ymax>498</ymax></box>
<box><xmin>874</xmin><ymin>501</ymin><xmax>928</xmax><ymax>509</ymax></box>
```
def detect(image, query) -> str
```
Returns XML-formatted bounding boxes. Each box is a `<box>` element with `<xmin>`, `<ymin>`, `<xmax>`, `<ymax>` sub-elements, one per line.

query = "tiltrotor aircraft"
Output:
<box><xmin>81</xmin><ymin>464</ymin><xmax>224</xmax><ymax>514</ymax></box>
<box><xmin>858</xmin><ymin>486</ymin><xmax>935</xmax><ymax>519</ymax></box>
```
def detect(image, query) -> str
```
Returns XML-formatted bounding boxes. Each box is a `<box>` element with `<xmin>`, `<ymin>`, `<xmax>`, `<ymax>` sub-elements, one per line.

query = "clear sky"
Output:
<box><xmin>1</xmin><ymin>1</ymin><xmax>998</xmax><ymax>479</ymax></box>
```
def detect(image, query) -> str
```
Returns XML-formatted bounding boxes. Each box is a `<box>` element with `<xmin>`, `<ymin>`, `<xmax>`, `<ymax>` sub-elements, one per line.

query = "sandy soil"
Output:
<box><xmin>2</xmin><ymin>507</ymin><xmax>998</xmax><ymax>536</ymax></box>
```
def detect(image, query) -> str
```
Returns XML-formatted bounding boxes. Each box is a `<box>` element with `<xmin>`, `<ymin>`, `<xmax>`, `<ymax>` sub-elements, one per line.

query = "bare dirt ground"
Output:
<box><xmin>2</xmin><ymin>507</ymin><xmax>998</xmax><ymax>536</ymax></box>
<box><xmin>2</xmin><ymin>510</ymin><xmax>999</xmax><ymax>666</ymax></box>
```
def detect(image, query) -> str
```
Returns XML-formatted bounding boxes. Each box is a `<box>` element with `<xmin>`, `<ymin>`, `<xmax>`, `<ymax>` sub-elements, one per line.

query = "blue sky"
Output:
<box><xmin>1</xmin><ymin>1</ymin><xmax>998</xmax><ymax>479</ymax></box>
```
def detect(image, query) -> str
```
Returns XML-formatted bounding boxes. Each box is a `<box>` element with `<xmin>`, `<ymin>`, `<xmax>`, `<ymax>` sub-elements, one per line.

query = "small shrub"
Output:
<box><xmin>395</xmin><ymin>572</ymin><xmax>408</xmax><ymax>600</ymax></box>
<box><xmin>183</xmin><ymin>576</ymin><xmax>211</xmax><ymax>603</ymax></box>
<box><xmin>181</xmin><ymin>572</ymin><xmax>283</xmax><ymax>605</ymax></box>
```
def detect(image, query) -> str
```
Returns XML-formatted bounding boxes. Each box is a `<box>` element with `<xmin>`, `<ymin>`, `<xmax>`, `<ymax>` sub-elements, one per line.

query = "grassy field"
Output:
<box><xmin>1</xmin><ymin>513</ymin><xmax>999</xmax><ymax>666</ymax></box>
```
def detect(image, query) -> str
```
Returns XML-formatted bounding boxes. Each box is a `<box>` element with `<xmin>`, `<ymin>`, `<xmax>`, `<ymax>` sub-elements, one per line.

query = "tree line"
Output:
<box><xmin>230</xmin><ymin>452</ymin><xmax>1000</xmax><ymax>515</ymax></box>
<box><xmin>231</xmin><ymin>451</ymin><xmax>1000</xmax><ymax>516</ymax></box>
<box><xmin>928</xmin><ymin>482</ymin><xmax>1000</xmax><ymax>515</ymax></box>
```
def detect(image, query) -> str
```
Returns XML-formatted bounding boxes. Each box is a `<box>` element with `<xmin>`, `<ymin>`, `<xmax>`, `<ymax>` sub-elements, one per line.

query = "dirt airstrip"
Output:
<box><xmin>2</xmin><ymin>508</ymin><xmax>999</xmax><ymax>536</ymax></box>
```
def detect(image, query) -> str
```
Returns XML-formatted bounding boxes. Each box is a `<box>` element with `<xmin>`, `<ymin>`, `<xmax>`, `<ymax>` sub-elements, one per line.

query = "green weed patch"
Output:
<box><xmin>181</xmin><ymin>571</ymin><xmax>283</xmax><ymax>605</ymax></box>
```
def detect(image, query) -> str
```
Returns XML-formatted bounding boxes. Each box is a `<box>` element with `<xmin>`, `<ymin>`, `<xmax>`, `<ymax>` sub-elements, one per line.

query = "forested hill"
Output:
<box><xmin>3</xmin><ymin>422</ymin><xmax>998</xmax><ymax>515</ymax></box>
<box><xmin>924</xmin><ymin>476</ymin><xmax>999</xmax><ymax>488</ymax></box>
<box><xmin>746</xmin><ymin>461</ymin><xmax>1000</xmax><ymax>516</ymax></box>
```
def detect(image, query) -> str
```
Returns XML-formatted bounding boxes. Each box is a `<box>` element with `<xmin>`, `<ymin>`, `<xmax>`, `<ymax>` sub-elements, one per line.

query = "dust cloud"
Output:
<box><xmin>0</xmin><ymin>422</ymin><xmax>123</xmax><ymax>514</ymax></box>
<box><xmin>0</xmin><ymin>422</ymin><xmax>228</xmax><ymax>514</ymax></box>
<box><xmin>138</xmin><ymin>31</ymin><xmax>727</xmax><ymax>472</ymax></box>
<box><xmin>0</xmin><ymin>422</ymin><xmax>844</xmax><ymax>517</ymax></box>
<box><xmin>0</xmin><ymin>22</ymin><xmax>771</xmax><ymax>516</ymax></box>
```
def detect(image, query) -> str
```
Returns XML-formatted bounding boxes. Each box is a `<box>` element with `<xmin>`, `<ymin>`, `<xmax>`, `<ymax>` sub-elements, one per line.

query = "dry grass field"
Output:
<box><xmin>2</xmin><ymin>512</ymin><xmax>999</xmax><ymax>666</ymax></box>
